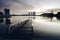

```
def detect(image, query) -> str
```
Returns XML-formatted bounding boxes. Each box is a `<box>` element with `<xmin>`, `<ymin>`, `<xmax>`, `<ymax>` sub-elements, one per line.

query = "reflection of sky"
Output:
<box><xmin>34</xmin><ymin>16</ymin><xmax>60</xmax><ymax>22</ymax></box>
<box><xmin>0</xmin><ymin>0</ymin><xmax>60</xmax><ymax>14</ymax></box>
<box><xmin>33</xmin><ymin>18</ymin><xmax>60</xmax><ymax>35</ymax></box>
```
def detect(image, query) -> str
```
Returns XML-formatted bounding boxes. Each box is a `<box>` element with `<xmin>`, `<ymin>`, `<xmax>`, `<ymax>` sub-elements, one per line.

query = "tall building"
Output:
<box><xmin>4</xmin><ymin>9</ymin><xmax>10</xmax><ymax>18</ymax></box>
<box><xmin>32</xmin><ymin>12</ymin><xmax>36</xmax><ymax>16</ymax></box>
<box><xmin>29</xmin><ymin>12</ymin><xmax>31</xmax><ymax>15</ymax></box>
<box><xmin>31</xmin><ymin>12</ymin><xmax>33</xmax><ymax>16</ymax></box>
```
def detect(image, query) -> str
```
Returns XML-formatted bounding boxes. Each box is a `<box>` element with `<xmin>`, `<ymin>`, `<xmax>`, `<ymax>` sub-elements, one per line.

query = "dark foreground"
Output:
<box><xmin>0</xmin><ymin>19</ymin><xmax>33</xmax><ymax>40</ymax></box>
<box><xmin>0</xmin><ymin>19</ymin><xmax>60</xmax><ymax>40</ymax></box>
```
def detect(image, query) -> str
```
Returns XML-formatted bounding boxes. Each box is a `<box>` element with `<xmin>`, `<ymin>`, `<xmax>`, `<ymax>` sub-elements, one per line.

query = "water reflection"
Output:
<box><xmin>28</xmin><ymin>16</ymin><xmax>35</xmax><ymax>19</ymax></box>
<box><xmin>32</xmin><ymin>16</ymin><xmax>60</xmax><ymax>23</ymax></box>
<box><xmin>0</xmin><ymin>18</ymin><xmax>4</xmax><ymax>23</ymax></box>
<box><xmin>52</xmin><ymin>17</ymin><xmax>57</xmax><ymax>22</ymax></box>
<box><xmin>5</xmin><ymin>18</ymin><xmax>11</xmax><ymax>25</ymax></box>
<box><xmin>0</xmin><ymin>16</ymin><xmax>60</xmax><ymax>40</ymax></box>
<box><xmin>0</xmin><ymin>16</ymin><xmax>60</xmax><ymax>24</ymax></box>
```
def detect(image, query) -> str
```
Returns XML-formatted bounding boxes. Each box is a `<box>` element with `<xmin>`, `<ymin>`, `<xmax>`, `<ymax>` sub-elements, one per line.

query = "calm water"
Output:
<box><xmin>10</xmin><ymin>16</ymin><xmax>60</xmax><ymax>23</ymax></box>
<box><xmin>0</xmin><ymin>16</ymin><xmax>60</xmax><ymax>40</ymax></box>
<box><xmin>3</xmin><ymin>16</ymin><xmax>60</xmax><ymax>34</ymax></box>
<box><xmin>0</xmin><ymin>16</ymin><xmax>60</xmax><ymax>24</ymax></box>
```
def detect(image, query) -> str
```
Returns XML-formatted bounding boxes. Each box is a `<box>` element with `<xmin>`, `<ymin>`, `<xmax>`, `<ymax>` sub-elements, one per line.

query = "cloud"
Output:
<box><xmin>0</xmin><ymin>0</ymin><xmax>34</xmax><ymax>9</ymax></box>
<box><xmin>0</xmin><ymin>0</ymin><xmax>60</xmax><ymax>14</ymax></box>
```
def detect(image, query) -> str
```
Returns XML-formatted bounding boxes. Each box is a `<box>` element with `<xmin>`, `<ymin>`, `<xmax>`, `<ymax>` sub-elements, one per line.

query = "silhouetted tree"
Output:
<box><xmin>55</xmin><ymin>12</ymin><xmax>60</xmax><ymax>20</ymax></box>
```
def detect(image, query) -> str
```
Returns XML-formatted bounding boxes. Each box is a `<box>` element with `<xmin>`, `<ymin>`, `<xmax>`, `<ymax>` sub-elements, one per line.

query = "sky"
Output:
<box><xmin>0</xmin><ymin>0</ymin><xmax>60</xmax><ymax>14</ymax></box>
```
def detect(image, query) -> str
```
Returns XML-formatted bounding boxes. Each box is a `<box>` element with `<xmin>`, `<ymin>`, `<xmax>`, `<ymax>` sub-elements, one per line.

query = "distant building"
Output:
<box><xmin>4</xmin><ymin>9</ymin><xmax>11</xmax><ymax>18</ymax></box>
<box><xmin>30</xmin><ymin>12</ymin><xmax>36</xmax><ymax>16</ymax></box>
<box><xmin>29</xmin><ymin>12</ymin><xmax>31</xmax><ymax>15</ymax></box>
<box><xmin>32</xmin><ymin>12</ymin><xmax>36</xmax><ymax>16</ymax></box>
<box><xmin>21</xmin><ymin>11</ymin><xmax>36</xmax><ymax>16</ymax></box>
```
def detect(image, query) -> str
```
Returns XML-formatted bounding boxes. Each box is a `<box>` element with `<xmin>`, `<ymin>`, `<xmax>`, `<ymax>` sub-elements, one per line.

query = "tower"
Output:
<box><xmin>4</xmin><ymin>5</ymin><xmax>10</xmax><ymax>18</ymax></box>
<box><xmin>4</xmin><ymin>5</ymin><xmax>11</xmax><ymax>24</ymax></box>
<box><xmin>4</xmin><ymin>9</ymin><xmax>10</xmax><ymax>18</ymax></box>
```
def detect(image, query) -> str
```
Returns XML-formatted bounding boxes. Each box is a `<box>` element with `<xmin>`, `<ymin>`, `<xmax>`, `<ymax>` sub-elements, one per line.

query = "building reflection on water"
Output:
<box><xmin>0</xmin><ymin>16</ymin><xmax>60</xmax><ymax>25</ymax></box>
<box><xmin>0</xmin><ymin>18</ymin><xmax>4</xmax><ymax>23</ymax></box>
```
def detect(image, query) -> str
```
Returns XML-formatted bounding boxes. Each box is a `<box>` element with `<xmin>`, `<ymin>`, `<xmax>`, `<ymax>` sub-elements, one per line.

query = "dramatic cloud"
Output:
<box><xmin>0</xmin><ymin>0</ymin><xmax>60</xmax><ymax>14</ymax></box>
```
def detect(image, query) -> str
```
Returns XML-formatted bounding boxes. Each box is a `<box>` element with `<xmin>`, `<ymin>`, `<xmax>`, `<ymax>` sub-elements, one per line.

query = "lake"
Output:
<box><xmin>0</xmin><ymin>16</ymin><xmax>60</xmax><ymax>40</ymax></box>
<box><xmin>3</xmin><ymin>16</ymin><xmax>60</xmax><ymax>34</ymax></box>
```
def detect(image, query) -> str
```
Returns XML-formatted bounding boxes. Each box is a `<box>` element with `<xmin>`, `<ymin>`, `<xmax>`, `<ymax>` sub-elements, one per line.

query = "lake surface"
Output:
<box><xmin>0</xmin><ymin>16</ymin><xmax>60</xmax><ymax>40</ymax></box>
<box><xmin>1</xmin><ymin>16</ymin><xmax>60</xmax><ymax>34</ymax></box>
<box><xmin>1</xmin><ymin>16</ymin><xmax>60</xmax><ymax>24</ymax></box>
<box><xmin>10</xmin><ymin>16</ymin><xmax>60</xmax><ymax>23</ymax></box>
<box><xmin>0</xmin><ymin>16</ymin><xmax>60</xmax><ymax>24</ymax></box>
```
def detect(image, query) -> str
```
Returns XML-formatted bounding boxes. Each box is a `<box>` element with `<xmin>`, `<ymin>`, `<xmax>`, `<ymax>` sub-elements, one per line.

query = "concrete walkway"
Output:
<box><xmin>0</xmin><ymin>19</ymin><xmax>33</xmax><ymax>40</ymax></box>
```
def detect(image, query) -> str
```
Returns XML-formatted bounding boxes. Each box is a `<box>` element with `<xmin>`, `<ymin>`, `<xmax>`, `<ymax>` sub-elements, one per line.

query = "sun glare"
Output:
<box><xmin>34</xmin><ymin>6</ymin><xmax>56</xmax><ymax>12</ymax></box>
<box><xmin>34</xmin><ymin>8</ymin><xmax>47</xmax><ymax>12</ymax></box>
